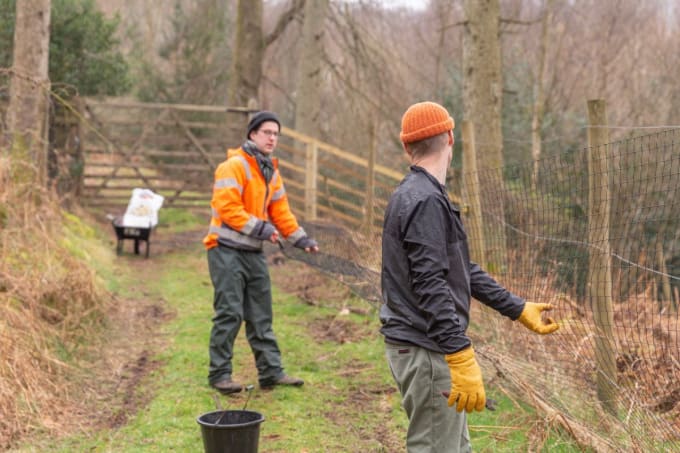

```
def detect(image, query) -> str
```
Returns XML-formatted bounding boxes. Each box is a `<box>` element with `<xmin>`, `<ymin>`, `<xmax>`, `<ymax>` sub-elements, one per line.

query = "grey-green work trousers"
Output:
<box><xmin>386</xmin><ymin>342</ymin><xmax>471</xmax><ymax>453</ymax></box>
<box><xmin>208</xmin><ymin>245</ymin><xmax>284</xmax><ymax>387</ymax></box>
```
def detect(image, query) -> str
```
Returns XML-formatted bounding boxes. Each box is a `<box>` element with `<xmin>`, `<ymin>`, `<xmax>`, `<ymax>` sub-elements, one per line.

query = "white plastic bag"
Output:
<box><xmin>122</xmin><ymin>188</ymin><xmax>164</xmax><ymax>228</ymax></box>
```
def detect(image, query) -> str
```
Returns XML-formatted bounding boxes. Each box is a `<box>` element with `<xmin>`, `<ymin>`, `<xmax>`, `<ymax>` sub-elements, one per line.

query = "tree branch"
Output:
<box><xmin>500</xmin><ymin>17</ymin><xmax>541</xmax><ymax>26</ymax></box>
<box><xmin>438</xmin><ymin>20</ymin><xmax>467</xmax><ymax>32</ymax></box>
<box><xmin>265</xmin><ymin>0</ymin><xmax>305</xmax><ymax>48</ymax></box>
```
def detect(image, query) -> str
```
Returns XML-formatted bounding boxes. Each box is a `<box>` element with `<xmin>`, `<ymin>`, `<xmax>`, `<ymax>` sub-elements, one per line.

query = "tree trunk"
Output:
<box><xmin>463</xmin><ymin>0</ymin><xmax>506</xmax><ymax>271</ymax></box>
<box><xmin>432</xmin><ymin>0</ymin><xmax>452</xmax><ymax>99</ymax></box>
<box><xmin>226</xmin><ymin>0</ymin><xmax>303</xmax><ymax>140</ymax></box>
<box><xmin>293</xmin><ymin>0</ymin><xmax>328</xmax><ymax>144</ymax></box>
<box><xmin>4</xmin><ymin>0</ymin><xmax>52</xmax><ymax>186</ymax></box>
<box><xmin>296</xmin><ymin>0</ymin><xmax>327</xmax><ymax>220</ymax></box>
<box><xmin>226</xmin><ymin>0</ymin><xmax>264</xmax><ymax>137</ymax></box>
<box><xmin>531</xmin><ymin>0</ymin><xmax>553</xmax><ymax>191</ymax></box>
<box><xmin>227</xmin><ymin>0</ymin><xmax>263</xmax><ymax>108</ymax></box>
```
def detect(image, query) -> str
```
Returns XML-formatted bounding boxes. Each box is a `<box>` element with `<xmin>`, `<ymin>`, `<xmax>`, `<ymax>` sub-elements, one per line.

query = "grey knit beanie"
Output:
<box><xmin>246</xmin><ymin>111</ymin><xmax>281</xmax><ymax>138</ymax></box>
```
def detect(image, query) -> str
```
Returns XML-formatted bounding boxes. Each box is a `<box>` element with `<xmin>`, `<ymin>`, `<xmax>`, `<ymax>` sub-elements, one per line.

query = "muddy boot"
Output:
<box><xmin>260</xmin><ymin>374</ymin><xmax>304</xmax><ymax>389</ymax></box>
<box><xmin>211</xmin><ymin>378</ymin><xmax>243</xmax><ymax>395</ymax></box>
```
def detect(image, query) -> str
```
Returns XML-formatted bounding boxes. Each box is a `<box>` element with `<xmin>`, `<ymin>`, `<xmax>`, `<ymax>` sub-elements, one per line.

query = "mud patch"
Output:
<box><xmin>108</xmin><ymin>352</ymin><xmax>163</xmax><ymax>428</ymax></box>
<box><xmin>309</xmin><ymin>316</ymin><xmax>373</xmax><ymax>344</ymax></box>
<box><xmin>77</xmin><ymin>253</ymin><xmax>175</xmax><ymax>434</ymax></box>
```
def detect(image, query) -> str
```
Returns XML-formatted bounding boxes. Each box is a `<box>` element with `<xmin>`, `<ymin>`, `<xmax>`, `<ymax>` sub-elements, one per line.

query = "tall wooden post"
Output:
<box><xmin>364</xmin><ymin>119</ymin><xmax>377</xmax><ymax>232</ymax></box>
<box><xmin>461</xmin><ymin>120</ymin><xmax>485</xmax><ymax>265</ymax></box>
<box><xmin>304</xmin><ymin>140</ymin><xmax>318</xmax><ymax>221</ymax></box>
<box><xmin>586</xmin><ymin>99</ymin><xmax>617</xmax><ymax>414</ymax></box>
<box><xmin>657</xmin><ymin>242</ymin><xmax>673</xmax><ymax>312</ymax></box>
<box><xmin>73</xmin><ymin>96</ymin><xmax>85</xmax><ymax>198</ymax></box>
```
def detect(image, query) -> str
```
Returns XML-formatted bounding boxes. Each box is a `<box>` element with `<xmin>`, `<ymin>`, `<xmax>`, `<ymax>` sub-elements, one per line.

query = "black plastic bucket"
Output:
<box><xmin>197</xmin><ymin>410</ymin><xmax>265</xmax><ymax>453</ymax></box>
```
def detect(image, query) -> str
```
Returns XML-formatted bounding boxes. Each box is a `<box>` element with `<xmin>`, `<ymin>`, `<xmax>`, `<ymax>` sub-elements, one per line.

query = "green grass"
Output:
<box><xmin>11</xmin><ymin>229</ymin><xmax>583</xmax><ymax>452</ymax></box>
<box><xmin>157</xmin><ymin>208</ymin><xmax>206</xmax><ymax>233</ymax></box>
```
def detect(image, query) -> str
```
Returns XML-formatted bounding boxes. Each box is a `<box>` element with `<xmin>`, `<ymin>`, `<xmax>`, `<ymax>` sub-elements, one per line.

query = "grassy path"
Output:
<box><xmin>12</xmin><ymin>223</ymin><xmax>580</xmax><ymax>452</ymax></box>
<box><xmin>15</xmin><ymin>235</ymin><xmax>405</xmax><ymax>452</ymax></box>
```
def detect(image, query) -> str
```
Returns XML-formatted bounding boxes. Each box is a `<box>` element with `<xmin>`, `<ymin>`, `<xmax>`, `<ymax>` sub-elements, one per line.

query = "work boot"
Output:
<box><xmin>211</xmin><ymin>378</ymin><xmax>243</xmax><ymax>395</ymax></box>
<box><xmin>260</xmin><ymin>374</ymin><xmax>304</xmax><ymax>389</ymax></box>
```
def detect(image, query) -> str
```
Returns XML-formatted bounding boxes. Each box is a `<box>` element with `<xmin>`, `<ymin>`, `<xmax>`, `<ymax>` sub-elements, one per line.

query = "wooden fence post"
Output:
<box><xmin>586</xmin><ymin>99</ymin><xmax>617</xmax><ymax>415</ymax></box>
<box><xmin>657</xmin><ymin>241</ymin><xmax>674</xmax><ymax>312</ymax></box>
<box><xmin>364</xmin><ymin>119</ymin><xmax>377</xmax><ymax>232</ymax></box>
<box><xmin>461</xmin><ymin>120</ymin><xmax>485</xmax><ymax>265</ymax></box>
<box><xmin>305</xmin><ymin>140</ymin><xmax>318</xmax><ymax>221</ymax></box>
<box><xmin>74</xmin><ymin>96</ymin><xmax>85</xmax><ymax>198</ymax></box>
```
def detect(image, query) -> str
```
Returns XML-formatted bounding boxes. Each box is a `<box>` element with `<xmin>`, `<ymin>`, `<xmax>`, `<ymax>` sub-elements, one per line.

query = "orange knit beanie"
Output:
<box><xmin>400</xmin><ymin>101</ymin><xmax>455</xmax><ymax>144</ymax></box>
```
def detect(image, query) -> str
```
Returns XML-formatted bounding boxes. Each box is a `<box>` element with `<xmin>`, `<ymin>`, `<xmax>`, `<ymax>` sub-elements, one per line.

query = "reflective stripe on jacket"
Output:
<box><xmin>203</xmin><ymin>147</ymin><xmax>306</xmax><ymax>251</ymax></box>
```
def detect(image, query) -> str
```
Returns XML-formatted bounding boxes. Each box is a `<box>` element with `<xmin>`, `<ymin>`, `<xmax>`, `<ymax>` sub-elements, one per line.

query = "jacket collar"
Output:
<box><xmin>239</xmin><ymin>141</ymin><xmax>275</xmax><ymax>183</ymax></box>
<box><xmin>410</xmin><ymin>165</ymin><xmax>447</xmax><ymax>193</ymax></box>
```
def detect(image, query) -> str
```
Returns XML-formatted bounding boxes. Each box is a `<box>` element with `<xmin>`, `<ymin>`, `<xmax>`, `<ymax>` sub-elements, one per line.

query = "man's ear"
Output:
<box><xmin>448</xmin><ymin>130</ymin><xmax>454</xmax><ymax>146</ymax></box>
<box><xmin>402</xmin><ymin>142</ymin><xmax>411</xmax><ymax>156</ymax></box>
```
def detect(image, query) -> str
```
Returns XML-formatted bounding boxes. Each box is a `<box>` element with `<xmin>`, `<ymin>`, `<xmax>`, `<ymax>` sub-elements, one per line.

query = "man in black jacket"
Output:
<box><xmin>380</xmin><ymin>101</ymin><xmax>559</xmax><ymax>452</ymax></box>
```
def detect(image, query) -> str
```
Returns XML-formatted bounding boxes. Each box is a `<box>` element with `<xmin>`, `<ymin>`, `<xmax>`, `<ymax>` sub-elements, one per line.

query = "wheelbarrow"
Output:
<box><xmin>109</xmin><ymin>188</ymin><xmax>164</xmax><ymax>258</ymax></box>
<box><xmin>111</xmin><ymin>216</ymin><xmax>153</xmax><ymax>258</ymax></box>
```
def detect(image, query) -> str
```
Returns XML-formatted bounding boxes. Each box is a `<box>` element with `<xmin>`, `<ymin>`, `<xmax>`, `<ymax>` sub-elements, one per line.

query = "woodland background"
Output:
<box><xmin>2</xmin><ymin>0</ymin><xmax>680</xmax><ymax>451</ymax></box>
<box><xmin>4</xmin><ymin>0</ymin><xmax>680</xmax><ymax>177</ymax></box>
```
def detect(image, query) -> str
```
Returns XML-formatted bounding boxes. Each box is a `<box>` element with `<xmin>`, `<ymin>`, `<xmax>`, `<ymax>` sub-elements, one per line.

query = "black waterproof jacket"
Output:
<box><xmin>380</xmin><ymin>166</ymin><xmax>525</xmax><ymax>354</ymax></box>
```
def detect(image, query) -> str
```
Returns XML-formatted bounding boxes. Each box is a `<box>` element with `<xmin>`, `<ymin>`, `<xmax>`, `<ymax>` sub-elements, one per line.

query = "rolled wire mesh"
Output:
<box><xmin>276</xmin><ymin>221</ymin><xmax>382</xmax><ymax>307</ymax></box>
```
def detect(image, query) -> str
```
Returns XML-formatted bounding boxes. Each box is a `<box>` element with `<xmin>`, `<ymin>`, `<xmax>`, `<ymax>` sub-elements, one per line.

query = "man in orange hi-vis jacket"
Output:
<box><xmin>204</xmin><ymin>111</ymin><xmax>318</xmax><ymax>394</ymax></box>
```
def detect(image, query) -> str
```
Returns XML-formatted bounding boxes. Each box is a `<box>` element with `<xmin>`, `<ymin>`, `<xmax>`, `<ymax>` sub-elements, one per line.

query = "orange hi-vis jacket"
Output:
<box><xmin>203</xmin><ymin>147</ymin><xmax>306</xmax><ymax>251</ymax></box>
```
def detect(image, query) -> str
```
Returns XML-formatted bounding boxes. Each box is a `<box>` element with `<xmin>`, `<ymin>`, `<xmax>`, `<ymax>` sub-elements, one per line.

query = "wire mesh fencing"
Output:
<box><xmin>286</xmin><ymin>128</ymin><xmax>679</xmax><ymax>452</ymax></box>
<box><xmin>460</xmin><ymin>128</ymin><xmax>679</xmax><ymax>451</ymax></box>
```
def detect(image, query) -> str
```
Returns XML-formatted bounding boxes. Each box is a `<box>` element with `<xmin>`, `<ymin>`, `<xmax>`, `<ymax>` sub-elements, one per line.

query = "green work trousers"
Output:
<box><xmin>386</xmin><ymin>342</ymin><xmax>471</xmax><ymax>453</ymax></box>
<box><xmin>208</xmin><ymin>245</ymin><xmax>284</xmax><ymax>387</ymax></box>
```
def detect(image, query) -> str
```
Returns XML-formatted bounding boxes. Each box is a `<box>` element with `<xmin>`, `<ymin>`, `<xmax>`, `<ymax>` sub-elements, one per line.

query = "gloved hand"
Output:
<box><xmin>294</xmin><ymin>236</ymin><xmax>318</xmax><ymax>252</ymax></box>
<box><xmin>517</xmin><ymin>302</ymin><xmax>559</xmax><ymax>334</ymax></box>
<box><xmin>444</xmin><ymin>346</ymin><xmax>486</xmax><ymax>413</ymax></box>
<box><xmin>252</xmin><ymin>221</ymin><xmax>277</xmax><ymax>241</ymax></box>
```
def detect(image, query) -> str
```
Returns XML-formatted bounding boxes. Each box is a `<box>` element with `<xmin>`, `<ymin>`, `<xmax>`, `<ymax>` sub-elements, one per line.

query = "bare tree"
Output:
<box><xmin>536</xmin><ymin>0</ymin><xmax>657</xmax><ymax>139</ymax></box>
<box><xmin>463</xmin><ymin>0</ymin><xmax>504</xmax><ymax>168</ymax></box>
<box><xmin>429</xmin><ymin>0</ymin><xmax>457</xmax><ymax>99</ymax></box>
<box><xmin>227</xmin><ymin>0</ymin><xmax>304</xmax><ymax>108</ymax></box>
<box><xmin>293</xmin><ymin>0</ymin><xmax>329</xmax><ymax>139</ymax></box>
<box><xmin>463</xmin><ymin>0</ymin><xmax>507</xmax><ymax>268</ymax></box>
<box><xmin>4</xmin><ymin>0</ymin><xmax>52</xmax><ymax>185</ymax></box>
<box><xmin>227</xmin><ymin>0</ymin><xmax>264</xmax><ymax>109</ymax></box>
<box><xmin>530</xmin><ymin>0</ymin><xmax>553</xmax><ymax>190</ymax></box>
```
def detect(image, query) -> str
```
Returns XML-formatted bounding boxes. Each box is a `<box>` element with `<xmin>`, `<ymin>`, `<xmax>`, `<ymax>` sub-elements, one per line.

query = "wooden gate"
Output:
<box><xmin>79</xmin><ymin>98</ymin><xmax>249</xmax><ymax>212</ymax></box>
<box><xmin>77</xmin><ymin>98</ymin><xmax>408</xmax><ymax>229</ymax></box>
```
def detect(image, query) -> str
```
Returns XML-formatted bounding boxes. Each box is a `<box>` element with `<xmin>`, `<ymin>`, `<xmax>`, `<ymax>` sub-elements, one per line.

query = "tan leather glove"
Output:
<box><xmin>518</xmin><ymin>302</ymin><xmax>559</xmax><ymax>334</ymax></box>
<box><xmin>444</xmin><ymin>346</ymin><xmax>486</xmax><ymax>413</ymax></box>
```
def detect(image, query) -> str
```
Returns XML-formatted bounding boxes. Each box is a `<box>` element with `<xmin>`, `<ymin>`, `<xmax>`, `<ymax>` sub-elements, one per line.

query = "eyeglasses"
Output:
<box><xmin>258</xmin><ymin>130</ymin><xmax>279</xmax><ymax>138</ymax></box>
